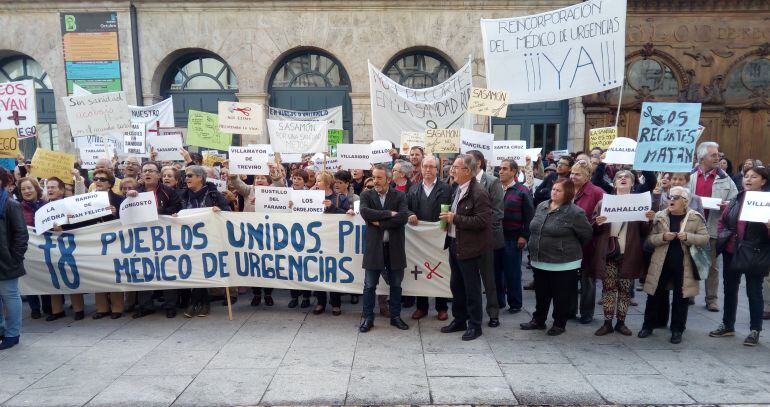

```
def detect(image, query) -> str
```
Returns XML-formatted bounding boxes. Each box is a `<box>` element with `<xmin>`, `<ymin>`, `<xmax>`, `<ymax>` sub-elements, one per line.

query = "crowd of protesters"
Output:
<box><xmin>0</xmin><ymin>140</ymin><xmax>769</xmax><ymax>350</ymax></box>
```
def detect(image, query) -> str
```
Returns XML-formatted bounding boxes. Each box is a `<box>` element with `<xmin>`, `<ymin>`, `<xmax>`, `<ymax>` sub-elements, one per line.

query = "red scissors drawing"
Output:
<box><xmin>424</xmin><ymin>261</ymin><xmax>444</xmax><ymax>279</ymax></box>
<box><xmin>229</xmin><ymin>104</ymin><xmax>251</xmax><ymax>116</ymax></box>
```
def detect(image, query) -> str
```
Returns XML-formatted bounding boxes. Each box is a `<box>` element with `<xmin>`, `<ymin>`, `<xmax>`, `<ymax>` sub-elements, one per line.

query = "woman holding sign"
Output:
<box><xmin>638</xmin><ymin>187</ymin><xmax>709</xmax><ymax>344</ymax></box>
<box><xmin>17</xmin><ymin>177</ymin><xmax>49</xmax><ymax>319</ymax></box>
<box><xmin>591</xmin><ymin>170</ymin><xmax>653</xmax><ymax>336</ymax></box>
<box><xmin>709</xmin><ymin>167</ymin><xmax>770</xmax><ymax>346</ymax></box>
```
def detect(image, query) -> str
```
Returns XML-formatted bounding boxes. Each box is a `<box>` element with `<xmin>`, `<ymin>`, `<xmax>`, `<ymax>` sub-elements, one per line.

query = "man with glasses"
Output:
<box><xmin>121</xmin><ymin>156</ymin><xmax>141</xmax><ymax>180</ymax></box>
<box><xmin>127</xmin><ymin>161</ymin><xmax>184</xmax><ymax>318</ymax></box>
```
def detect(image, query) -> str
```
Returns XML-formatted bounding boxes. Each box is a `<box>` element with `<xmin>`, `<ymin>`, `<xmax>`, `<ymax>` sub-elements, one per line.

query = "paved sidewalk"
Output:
<box><xmin>2</xmin><ymin>282</ymin><xmax>770</xmax><ymax>406</ymax></box>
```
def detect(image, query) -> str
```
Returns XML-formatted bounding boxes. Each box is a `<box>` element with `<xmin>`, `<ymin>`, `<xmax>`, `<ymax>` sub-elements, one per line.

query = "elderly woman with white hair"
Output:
<box><xmin>638</xmin><ymin>186</ymin><xmax>709</xmax><ymax>344</ymax></box>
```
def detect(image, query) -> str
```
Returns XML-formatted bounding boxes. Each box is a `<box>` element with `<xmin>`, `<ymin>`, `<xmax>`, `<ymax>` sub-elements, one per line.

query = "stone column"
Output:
<box><xmin>234</xmin><ymin>92</ymin><xmax>269</xmax><ymax>145</ymax></box>
<box><xmin>567</xmin><ymin>97</ymin><xmax>586</xmax><ymax>152</ymax></box>
<box><xmin>350</xmin><ymin>92</ymin><xmax>372</xmax><ymax>144</ymax></box>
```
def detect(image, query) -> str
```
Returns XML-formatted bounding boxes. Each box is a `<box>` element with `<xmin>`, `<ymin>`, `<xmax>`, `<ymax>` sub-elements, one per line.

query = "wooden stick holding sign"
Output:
<box><xmin>225</xmin><ymin>287</ymin><xmax>233</xmax><ymax>321</ymax></box>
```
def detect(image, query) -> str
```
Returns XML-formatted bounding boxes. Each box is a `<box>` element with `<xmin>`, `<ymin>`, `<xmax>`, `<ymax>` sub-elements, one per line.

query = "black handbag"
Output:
<box><xmin>731</xmin><ymin>240</ymin><xmax>770</xmax><ymax>276</ymax></box>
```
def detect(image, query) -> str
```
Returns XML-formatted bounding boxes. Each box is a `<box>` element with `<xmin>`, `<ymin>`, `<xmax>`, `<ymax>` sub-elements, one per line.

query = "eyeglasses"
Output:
<box><xmin>93</xmin><ymin>177</ymin><xmax>109</xmax><ymax>182</ymax></box>
<box><xmin>365</xmin><ymin>185</ymin><xmax>374</xmax><ymax>189</ymax></box>
<box><xmin>667</xmin><ymin>195</ymin><xmax>684</xmax><ymax>201</ymax></box>
<box><xmin>185</xmin><ymin>174</ymin><xmax>196</xmax><ymax>178</ymax></box>
<box><xmin>124</xmin><ymin>161</ymin><xmax>140</xmax><ymax>167</ymax></box>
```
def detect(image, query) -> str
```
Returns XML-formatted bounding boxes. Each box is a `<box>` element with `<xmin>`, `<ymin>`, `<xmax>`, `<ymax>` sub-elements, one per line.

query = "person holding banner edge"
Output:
<box><xmin>313</xmin><ymin>170</ymin><xmax>350</xmax><ymax>316</ymax></box>
<box><xmin>0</xmin><ymin>168</ymin><xmax>28</xmax><ymax>350</ymax></box>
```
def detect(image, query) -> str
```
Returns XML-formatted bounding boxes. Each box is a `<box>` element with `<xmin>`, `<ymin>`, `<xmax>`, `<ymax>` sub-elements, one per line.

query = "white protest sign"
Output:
<box><xmin>459</xmin><ymin>128</ymin><xmax>495</xmax><ymax>162</ymax></box>
<box><xmin>158</xmin><ymin>127</ymin><xmax>187</xmax><ymax>142</ymax></box>
<box><xmin>247</xmin><ymin>144</ymin><xmax>275</xmax><ymax>160</ymax></box>
<box><xmin>468</xmin><ymin>87</ymin><xmax>509</xmax><ymax>118</ymax></box>
<box><xmin>74</xmin><ymin>135</ymin><xmax>118</xmax><ymax>159</ymax></box>
<box><xmin>526</xmin><ymin>147</ymin><xmax>543</xmax><ymax>161</ymax></box>
<box><xmin>65</xmin><ymin>191</ymin><xmax>112</xmax><ymax>224</ymax></box>
<box><xmin>278</xmin><ymin>153</ymin><xmax>303</xmax><ymax>164</ymax></box>
<box><xmin>370</xmin><ymin>140</ymin><xmax>392</xmax><ymax>164</ymax></box>
<box><xmin>700</xmin><ymin>197</ymin><xmax>723</xmax><ymax>210</ymax></box>
<box><xmin>603</xmin><ymin>137</ymin><xmax>637</xmax><ymax>165</ymax></box>
<box><xmin>353</xmin><ymin>200</ymin><xmax>365</xmax><ymax>225</ymax></box>
<box><xmin>368</xmin><ymin>60</ymin><xmax>472</xmax><ymax>145</ymax></box>
<box><xmin>600</xmin><ymin>193</ymin><xmax>652</xmax><ymax>223</ymax></box>
<box><xmin>206</xmin><ymin>178</ymin><xmax>227</xmax><ymax>193</ymax></box>
<box><xmin>148</xmin><ymin>134</ymin><xmax>184</xmax><ymax>161</ymax></box>
<box><xmin>34</xmin><ymin>199</ymin><xmax>69</xmax><ymax>235</ymax></box>
<box><xmin>739</xmin><ymin>191</ymin><xmax>770</xmax><ymax>223</ymax></box>
<box><xmin>481</xmin><ymin>0</ymin><xmax>627</xmax><ymax>103</ymax></box>
<box><xmin>123</xmin><ymin>122</ymin><xmax>147</xmax><ymax>155</ymax></box>
<box><xmin>80</xmin><ymin>147</ymin><xmax>110</xmax><ymax>170</ymax></box>
<box><xmin>254</xmin><ymin>186</ymin><xmax>291</xmax><ymax>213</ymax></box>
<box><xmin>492</xmin><ymin>140</ymin><xmax>527</xmax><ymax>167</ymax></box>
<box><xmin>337</xmin><ymin>144</ymin><xmax>372</xmax><ymax>170</ymax></box>
<box><xmin>268</xmin><ymin>105</ymin><xmax>343</xmax><ymax>130</ymax></box>
<box><xmin>0</xmin><ymin>80</ymin><xmax>37</xmax><ymax>139</ymax></box>
<box><xmin>129</xmin><ymin>98</ymin><xmax>175</xmax><ymax>138</ymax></box>
<box><xmin>228</xmin><ymin>146</ymin><xmax>270</xmax><ymax>175</ymax></box>
<box><xmin>400</xmin><ymin>132</ymin><xmax>425</xmax><ymax>155</ymax></box>
<box><xmin>290</xmin><ymin>189</ymin><xmax>326</xmax><ymax>214</ymax></box>
<box><xmin>267</xmin><ymin>119</ymin><xmax>327</xmax><ymax>154</ymax></box>
<box><xmin>62</xmin><ymin>92</ymin><xmax>131</xmax><ymax>137</ymax></box>
<box><xmin>219</xmin><ymin>102</ymin><xmax>264</xmax><ymax>135</ymax></box>
<box><xmin>325</xmin><ymin>158</ymin><xmax>339</xmax><ymax>170</ymax></box>
<box><xmin>119</xmin><ymin>192</ymin><xmax>159</xmax><ymax>226</ymax></box>
<box><xmin>552</xmin><ymin>149</ymin><xmax>569</xmax><ymax>160</ymax></box>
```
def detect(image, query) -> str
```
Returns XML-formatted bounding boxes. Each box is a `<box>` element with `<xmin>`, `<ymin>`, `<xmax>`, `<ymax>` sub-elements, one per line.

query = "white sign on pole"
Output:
<box><xmin>34</xmin><ymin>199</ymin><xmax>69</xmax><ymax>234</ymax></box>
<box><xmin>80</xmin><ymin>147</ymin><xmax>110</xmax><ymax>170</ymax></box>
<box><xmin>130</xmin><ymin>98</ymin><xmax>175</xmax><ymax>138</ymax></box>
<box><xmin>481</xmin><ymin>0</ymin><xmax>627</xmax><ymax>103</ymax></box>
<box><xmin>492</xmin><ymin>140</ymin><xmax>527</xmax><ymax>167</ymax></box>
<box><xmin>158</xmin><ymin>127</ymin><xmax>187</xmax><ymax>142</ymax></box>
<box><xmin>739</xmin><ymin>191</ymin><xmax>770</xmax><ymax>223</ymax></box>
<box><xmin>218</xmin><ymin>102</ymin><xmax>264</xmax><ymax>135</ymax></box>
<box><xmin>246</xmin><ymin>144</ymin><xmax>275</xmax><ymax>161</ymax></box>
<box><xmin>119</xmin><ymin>192</ymin><xmax>159</xmax><ymax>226</ymax></box>
<box><xmin>206</xmin><ymin>178</ymin><xmax>227</xmax><ymax>193</ymax></box>
<box><xmin>700</xmin><ymin>196</ymin><xmax>723</xmax><ymax>210</ymax></box>
<box><xmin>600</xmin><ymin>193</ymin><xmax>652</xmax><ymax>223</ymax></box>
<box><xmin>148</xmin><ymin>134</ymin><xmax>184</xmax><ymax>161</ymax></box>
<box><xmin>228</xmin><ymin>146</ymin><xmax>270</xmax><ymax>175</ymax></box>
<box><xmin>267</xmin><ymin>105</ymin><xmax>343</xmax><ymax>130</ymax></box>
<box><xmin>526</xmin><ymin>147</ymin><xmax>543</xmax><ymax>161</ymax></box>
<box><xmin>290</xmin><ymin>189</ymin><xmax>326</xmax><ymax>214</ymax></box>
<box><xmin>123</xmin><ymin>122</ymin><xmax>147</xmax><ymax>155</ymax></box>
<box><xmin>65</xmin><ymin>191</ymin><xmax>112</xmax><ymax>224</ymax></box>
<box><xmin>279</xmin><ymin>153</ymin><xmax>303</xmax><ymax>164</ymax></box>
<box><xmin>459</xmin><ymin>128</ymin><xmax>495</xmax><ymax>162</ymax></box>
<box><xmin>400</xmin><ymin>132</ymin><xmax>425</xmax><ymax>155</ymax></box>
<box><xmin>552</xmin><ymin>149</ymin><xmax>569</xmax><ymax>160</ymax></box>
<box><xmin>370</xmin><ymin>140</ymin><xmax>392</xmax><ymax>164</ymax></box>
<box><xmin>337</xmin><ymin>144</ymin><xmax>372</xmax><ymax>170</ymax></box>
<box><xmin>603</xmin><ymin>137</ymin><xmax>637</xmax><ymax>165</ymax></box>
<box><xmin>62</xmin><ymin>92</ymin><xmax>132</xmax><ymax>137</ymax></box>
<box><xmin>0</xmin><ymin>80</ymin><xmax>37</xmax><ymax>140</ymax></box>
<box><xmin>368</xmin><ymin>60</ymin><xmax>472</xmax><ymax>145</ymax></box>
<box><xmin>267</xmin><ymin>119</ymin><xmax>327</xmax><ymax>154</ymax></box>
<box><xmin>253</xmin><ymin>186</ymin><xmax>291</xmax><ymax>213</ymax></box>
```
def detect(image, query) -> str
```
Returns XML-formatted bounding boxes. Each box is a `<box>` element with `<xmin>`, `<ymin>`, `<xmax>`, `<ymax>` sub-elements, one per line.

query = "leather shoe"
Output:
<box><xmin>390</xmin><ymin>317</ymin><xmax>409</xmax><ymax>330</ymax></box>
<box><xmin>670</xmin><ymin>331</ymin><xmax>683</xmax><ymax>344</ymax></box>
<box><xmin>359</xmin><ymin>319</ymin><xmax>373</xmax><ymax>333</ymax></box>
<box><xmin>441</xmin><ymin>319</ymin><xmax>467</xmax><ymax>333</ymax></box>
<box><xmin>594</xmin><ymin>322</ymin><xmax>614</xmax><ymax>336</ymax></box>
<box><xmin>520</xmin><ymin>319</ymin><xmax>546</xmax><ymax>330</ymax></box>
<box><xmin>706</xmin><ymin>303</ymin><xmax>719</xmax><ymax>312</ymax></box>
<box><xmin>462</xmin><ymin>327</ymin><xmax>482</xmax><ymax>341</ymax></box>
<box><xmin>614</xmin><ymin>321</ymin><xmax>632</xmax><ymax>336</ymax></box>
<box><xmin>579</xmin><ymin>315</ymin><xmax>593</xmax><ymax>324</ymax></box>
<box><xmin>637</xmin><ymin>328</ymin><xmax>652</xmax><ymax>338</ymax></box>
<box><xmin>488</xmin><ymin>318</ymin><xmax>500</xmax><ymax>328</ymax></box>
<box><xmin>411</xmin><ymin>309</ymin><xmax>427</xmax><ymax>320</ymax></box>
<box><xmin>547</xmin><ymin>326</ymin><xmax>565</xmax><ymax>336</ymax></box>
<box><xmin>437</xmin><ymin>310</ymin><xmax>448</xmax><ymax>321</ymax></box>
<box><xmin>288</xmin><ymin>299</ymin><xmax>298</xmax><ymax>308</ymax></box>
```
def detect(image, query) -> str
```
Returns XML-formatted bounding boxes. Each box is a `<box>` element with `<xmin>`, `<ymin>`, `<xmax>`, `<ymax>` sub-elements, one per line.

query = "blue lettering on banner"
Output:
<box><xmin>39</xmin><ymin>233</ymin><xmax>80</xmax><ymax>290</ymax></box>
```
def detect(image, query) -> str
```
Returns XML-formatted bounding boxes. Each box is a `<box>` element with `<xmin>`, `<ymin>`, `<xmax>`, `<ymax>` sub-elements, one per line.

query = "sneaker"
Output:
<box><xmin>743</xmin><ymin>330</ymin><xmax>760</xmax><ymax>347</ymax></box>
<box><xmin>708</xmin><ymin>323</ymin><xmax>735</xmax><ymax>337</ymax></box>
<box><xmin>183</xmin><ymin>304</ymin><xmax>197</xmax><ymax>318</ymax></box>
<box><xmin>197</xmin><ymin>302</ymin><xmax>210</xmax><ymax>317</ymax></box>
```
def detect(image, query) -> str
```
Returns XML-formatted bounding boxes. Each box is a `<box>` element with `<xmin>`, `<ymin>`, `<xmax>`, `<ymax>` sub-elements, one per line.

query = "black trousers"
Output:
<box><xmin>290</xmin><ymin>290</ymin><xmax>311</xmax><ymax>299</ymax></box>
<box><xmin>643</xmin><ymin>266</ymin><xmax>689</xmax><ymax>333</ymax></box>
<box><xmin>533</xmin><ymin>267</ymin><xmax>579</xmax><ymax>328</ymax></box>
<box><xmin>315</xmin><ymin>291</ymin><xmax>341</xmax><ymax>307</ymax></box>
<box><xmin>252</xmin><ymin>287</ymin><xmax>273</xmax><ymax>296</ymax></box>
<box><xmin>448</xmin><ymin>238</ymin><xmax>484</xmax><ymax>329</ymax></box>
<box><xmin>138</xmin><ymin>289</ymin><xmax>179</xmax><ymax>311</ymax></box>
<box><xmin>416</xmin><ymin>296</ymin><xmax>449</xmax><ymax>312</ymax></box>
<box><xmin>190</xmin><ymin>288</ymin><xmax>209</xmax><ymax>305</ymax></box>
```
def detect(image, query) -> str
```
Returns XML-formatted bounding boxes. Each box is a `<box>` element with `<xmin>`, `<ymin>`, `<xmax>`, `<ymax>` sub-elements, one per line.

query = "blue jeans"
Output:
<box><xmin>0</xmin><ymin>278</ymin><xmax>22</xmax><ymax>338</ymax></box>
<box><xmin>494</xmin><ymin>240</ymin><xmax>523</xmax><ymax>309</ymax></box>
<box><xmin>362</xmin><ymin>246</ymin><xmax>404</xmax><ymax>320</ymax></box>
<box><xmin>722</xmin><ymin>253</ymin><xmax>764</xmax><ymax>332</ymax></box>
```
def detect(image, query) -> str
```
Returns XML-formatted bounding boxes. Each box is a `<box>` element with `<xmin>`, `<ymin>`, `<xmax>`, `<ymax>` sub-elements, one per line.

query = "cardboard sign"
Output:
<box><xmin>147</xmin><ymin>134</ymin><xmax>184</xmax><ymax>161</ymax></box>
<box><xmin>0</xmin><ymin>79</ymin><xmax>37</xmax><ymax>139</ymax></box>
<box><xmin>527</xmin><ymin>147</ymin><xmax>543</xmax><ymax>161</ymax></box>
<box><xmin>228</xmin><ymin>146</ymin><xmax>270</xmax><ymax>175</ymax></box>
<box><xmin>158</xmin><ymin>127</ymin><xmax>187</xmax><ymax>142</ymax></box>
<box><xmin>425</xmin><ymin>128</ymin><xmax>460</xmax><ymax>154</ymax></box>
<box><xmin>268</xmin><ymin>119</ymin><xmax>328</xmax><ymax>154</ymax></box>
<box><xmin>254</xmin><ymin>186</ymin><xmax>291</xmax><ymax>213</ymax></box>
<box><xmin>62</xmin><ymin>91</ymin><xmax>131</xmax><ymax>137</ymax></box>
<box><xmin>634</xmin><ymin>102</ymin><xmax>701</xmax><ymax>172</ymax></box>
<box><xmin>218</xmin><ymin>101</ymin><xmax>264</xmax><ymax>135</ymax></box>
<box><xmin>65</xmin><ymin>191</ymin><xmax>112</xmax><ymax>224</ymax></box>
<box><xmin>328</xmin><ymin>129</ymin><xmax>344</xmax><ymax>147</ymax></box>
<box><xmin>337</xmin><ymin>144</ymin><xmax>372</xmax><ymax>170</ymax></box>
<box><xmin>187</xmin><ymin>110</ymin><xmax>233</xmax><ymax>150</ymax></box>
<box><xmin>0</xmin><ymin>128</ymin><xmax>20</xmax><ymax>158</ymax></box>
<box><xmin>492</xmin><ymin>140</ymin><xmax>527</xmax><ymax>167</ymax></box>
<box><xmin>589</xmin><ymin>127</ymin><xmax>617</xmax><ymax>150</ymax></box>
<box><xmin>206</xmin><ymin>178</ymin><xmax>227</xmax><ymax>192</ymax></box>
<box><xmin>604</xmin><ymin>137</ymin><xmax>637</xmax><ymax>165</ymax></box>
<box><xmin>468</xmin><ymin>87</ymin><xmax>509</xmax><ymax>118</ymax></box>
<box><xmin>202</xmin><ymin>152</ymin><xmax>226</xmax><ymax>167</ymax></box>
<box><xmin>30</xmin><ymin>149</ymin><xmax>76</xmax><ymax>184</ymax></box>
<box><xmin>279</xmin><ymin>153</ymin><xmax>303</xmax><ymax>164</ymax></box>
<box><xmin>34</xmin><ymin>199</ymin><xmax>69</xmax><ymax>234</ymax></box>
<box><xmin>700</xmin><ymin>196</ymin><xmax>723</xmax><ymax>210</ymax></box>
<box><xmin>119</xmin><ymin>192</ymin><xmax>159</xmax><ymax>226</ymax></box>
<box><xmin>459</xmin><ymin>128</ymin><xmax>494</xmax><ymax>162</ymax></box>
<box><xmin>80</xmin><ymin>147</ymin><xmax>109</xmax><ymax>170</ymax></box>
<box><xmin>400</xmin><ymin>131</ymin><xmax>425</xmax><ymax>155</ymax></box>
<box><xmin>290</xmin><ymin>189</ymin><xmax>325</xmax><ymax>214</ymax></box>
<box><xmin>369</xmin><ymin>140</ymin><xmax>392</xmax><ymax>164</ymax></box>
<box><xmin>123</xmin><ymin>125</ymin><xmax>146</xmax><ymax>155</ymax></box>
<box><xmin>739</xmin><ymin>191</ymin><xmax>770</xmax><ymax>223</ymax></box>
<box><xmin>551</xmin><ymin>149</ymin><xmax>569</xmax><ymax>160</ymax></box>
<box><xmin>600</xmin><ymin>193</ymin><xmax>652</xmax><ymax>223</ymax></box>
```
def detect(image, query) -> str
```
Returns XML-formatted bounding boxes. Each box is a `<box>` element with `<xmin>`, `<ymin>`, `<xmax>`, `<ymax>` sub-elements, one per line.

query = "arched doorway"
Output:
<box><xmin>0</xmin><ymin>55</ymin><xmax>57</xmax><ymax>157</ymax></box>
<box><xmin>268</xmin><ymin>50</ymin><xmax>352</xmax><ymax>142</ymax></box>
<box><xmin>383</xmin><ymin>50</ymin><xmax>455</xmax><ymax>88</ymax></box>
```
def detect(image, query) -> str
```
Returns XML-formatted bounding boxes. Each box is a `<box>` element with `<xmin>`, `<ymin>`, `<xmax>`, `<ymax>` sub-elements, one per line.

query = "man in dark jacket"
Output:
<box><xmin>130</xmin><ymin>161</ymin><xmax>184</xmax><ymax>319</ymax></box>
<box><xmin>406</xmin><ymin>155</ymin><xmax>452</xmax><ymax>321</ymax></box>
<box><xmin>534</xmin><ymin>155</ymin><xmax>574</xmax><ymax>207</ymax></box>
<box><xmin>358</xmin><ymin>164</ymin><xmax>410</xmax><ymax>333</ymax></box>
<box><xmin>440</xmin><ymin>154</ymin><xmax>492</xmax><ymax>341</ymax></box>
<box><xmin>0</xmin><ymin>168</ymin><xmax>29</xmax><ymax>350</ymax></box>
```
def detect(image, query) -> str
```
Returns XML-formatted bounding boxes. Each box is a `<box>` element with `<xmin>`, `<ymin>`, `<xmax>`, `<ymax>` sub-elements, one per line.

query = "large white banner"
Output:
<box><xmin>481</xmin><ymin>0</ymin><xmax>626</xmax><ymax>103</ymax></box>
<box><xmin>20</xmin><ymin>211</ymin><xmax>452</xmax><ymax>298</ymax></box>
<box><xmin>130</xmin><ymin>97</ymin><xmax>175</xmax><ymax>137</ymax></box>
<box><xmin>267</xmin><ymin>119</ymin><xmax>328</xmax><ymax>154</ymax></box>
<box><xmin>267</xmin><ymin>106</ymin><xmax>343</xmax><ymax>130</ymax></box>
<box><xmin>0</xmin><ymin>80</ymin><xmax>37</xmax><ymax>139</ymax></box>
<box><xmin>368</xmin><ymin>60</ymin><xmax>472</xmax><ymax>145</ymax></box>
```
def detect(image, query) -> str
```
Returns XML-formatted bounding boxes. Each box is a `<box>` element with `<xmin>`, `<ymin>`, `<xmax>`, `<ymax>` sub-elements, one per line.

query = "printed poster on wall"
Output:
<box><xmin>368</xmin><ymin>59</ymin><xmax>472</xmax><ymax>145</ymax></box>
<box><xmin>0</xmin><ymin>80</ymin><xmax>38</xmax><ymax>139</ymax></box>
<box><xmin>481</xmin><ymin>0</ymin><xmax>627</xmax><ymax>103</ymax></box>
<box><xmin>60</xmin><ymin>12</ymin><xmax>122</xmax><ymax>94</ymax></box>
<box><xmin>633</xmin><ymin>102</ymin><xmax>701</xmax><ymax>172</ymax></box>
